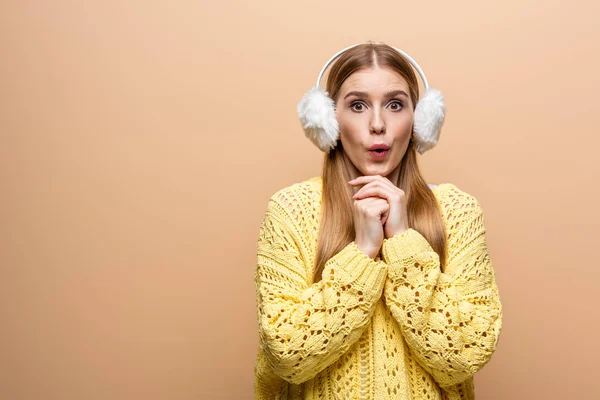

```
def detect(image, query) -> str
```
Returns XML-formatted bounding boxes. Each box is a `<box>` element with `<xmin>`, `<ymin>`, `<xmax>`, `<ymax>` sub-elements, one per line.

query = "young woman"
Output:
<box><xmin>253</xmin><ymin>41</ymin><xmax>503</xmax><ymax>400</ymax></box>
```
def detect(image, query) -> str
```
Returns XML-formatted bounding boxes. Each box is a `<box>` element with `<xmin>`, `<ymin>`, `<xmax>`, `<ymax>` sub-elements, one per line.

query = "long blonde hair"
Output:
<box><xmin>312</xmin><ymin>42</ymin><xmax>447</xmax><ymax>283</ymax></box>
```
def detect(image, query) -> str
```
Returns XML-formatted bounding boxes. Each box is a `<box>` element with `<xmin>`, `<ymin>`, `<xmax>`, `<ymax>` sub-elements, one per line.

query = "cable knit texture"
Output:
<box><xmin>253</xmin><ymin>176</ymin><xmax>502</xmax><ymax>400</ymax></box>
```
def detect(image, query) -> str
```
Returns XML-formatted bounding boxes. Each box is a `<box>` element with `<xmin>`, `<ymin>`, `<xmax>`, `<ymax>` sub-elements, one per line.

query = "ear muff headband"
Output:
<box><xmin>297</xmin><ymin>43</ymin><xmax>446</xmax><ymax>154</ymax></box>
<box><xmin>315</xmin><ymin>44</ymin><xmax>429</xmax><ymax>89</ymax></box>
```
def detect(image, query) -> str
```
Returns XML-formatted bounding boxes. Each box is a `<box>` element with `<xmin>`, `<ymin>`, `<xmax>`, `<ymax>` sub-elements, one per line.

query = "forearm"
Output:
<box><xmin>381</xmin><ymin>228</ymin><xmax>502</xmax><ymax>388</ymax></box>
<box><xmin>257</xmin><ymin>239</ymin><xmax>388</xmax><ymax>384</ymax></box>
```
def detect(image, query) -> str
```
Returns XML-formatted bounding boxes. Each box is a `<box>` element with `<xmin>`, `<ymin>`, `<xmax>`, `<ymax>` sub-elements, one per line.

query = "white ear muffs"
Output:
<box><xmin>297</xmin><ymin>43</ymin><xmax>446</xmax><ymax>155</ymax></box>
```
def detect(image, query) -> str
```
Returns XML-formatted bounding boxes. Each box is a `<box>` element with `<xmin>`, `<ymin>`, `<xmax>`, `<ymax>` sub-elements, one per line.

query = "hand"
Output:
<box><xmin>349</xmin><ymin>188</ymin><xmax>390</xmax><ymax>259</ymax></box>
<box><xmin>349</xmin><ymin>175</ymin><xmax>409</xmax><ymax>239</ymax></box>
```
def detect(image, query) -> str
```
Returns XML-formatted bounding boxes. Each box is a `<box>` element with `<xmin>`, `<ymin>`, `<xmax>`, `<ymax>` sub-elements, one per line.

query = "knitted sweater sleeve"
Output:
<box><xmin>254</xmin><ymin>193</ymin><xmax>388</xmax><ymax>385</ymax></box>
<box><xmin>380</xmin><ymin>185</ymin><xmax>503</xmax><ymax>389</ymax></box>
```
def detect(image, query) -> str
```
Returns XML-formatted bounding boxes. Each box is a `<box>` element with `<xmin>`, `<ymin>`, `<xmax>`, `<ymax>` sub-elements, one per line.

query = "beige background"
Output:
<box><xmin>1</xmin><ymin>0</ymin><xmax>599</xmax><ymax>399</ymax></box>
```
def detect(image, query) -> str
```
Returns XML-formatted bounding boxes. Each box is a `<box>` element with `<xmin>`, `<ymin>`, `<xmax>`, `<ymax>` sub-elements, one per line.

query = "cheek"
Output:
<box><xmin>391</xmin><ymin>115</ymin><xmax>414</xmax><ymax>136</ymax></box>
<box><xmin>337</xmin><ymin>114</ymin><xmax>363</xmax><ymax>143</ymax></box>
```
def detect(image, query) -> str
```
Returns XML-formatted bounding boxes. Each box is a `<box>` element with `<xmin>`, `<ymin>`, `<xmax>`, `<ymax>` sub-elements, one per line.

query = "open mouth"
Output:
<box><xmin>369</xmin><ymin>148</ymin><xmax>390</xmax><ymax>159</ymax></box>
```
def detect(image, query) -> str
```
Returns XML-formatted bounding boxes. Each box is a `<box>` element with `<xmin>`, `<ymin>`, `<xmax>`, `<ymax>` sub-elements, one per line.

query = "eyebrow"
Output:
<box><xmin>343</xmin><ymin>89</ymin><xmax>408</xmax><ymax>100</ymax></box>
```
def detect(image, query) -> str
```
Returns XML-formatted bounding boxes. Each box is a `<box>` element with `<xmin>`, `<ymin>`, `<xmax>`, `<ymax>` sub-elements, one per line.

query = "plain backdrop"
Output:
<box><xmin>1</xmin><ymin>0</ymin><xmax>599</xmax><ymax>399</ymax></box>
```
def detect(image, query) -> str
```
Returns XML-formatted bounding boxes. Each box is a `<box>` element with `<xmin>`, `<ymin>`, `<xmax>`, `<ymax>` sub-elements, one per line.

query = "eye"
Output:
<box><xmin>389</xmin><ymin>100</ymin><xmax>404</xmax><ymax>111</ymax></box>
<box><xmin>350</xmin><ymin>101</ymin><xmax>365</xmax><ymax>112</ymax></box>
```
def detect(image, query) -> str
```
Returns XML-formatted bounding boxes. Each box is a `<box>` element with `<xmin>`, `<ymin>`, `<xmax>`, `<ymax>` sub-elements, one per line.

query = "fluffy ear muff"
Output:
<box><xmin>413</xmin><ymin>88</ymin><xmax>446</xmax><ymax>155</ymax></box>
<box><xmin>297</xmin><ymin>86</ymin><xmax>339</xmax><ymax>152</ymax></box>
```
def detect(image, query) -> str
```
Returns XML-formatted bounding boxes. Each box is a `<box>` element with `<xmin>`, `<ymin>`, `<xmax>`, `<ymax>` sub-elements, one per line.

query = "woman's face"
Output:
<box><xmin>335</xmin><ymin>66</ymin><xmax>414</xmax><ymax>180</ymax></box>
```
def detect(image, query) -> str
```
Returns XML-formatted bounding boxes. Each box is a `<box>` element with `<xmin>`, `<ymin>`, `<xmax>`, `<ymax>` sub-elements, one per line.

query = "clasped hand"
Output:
<box><xmin>348</xmin><ymin>175</ymin><xmax>408</xmax><ymax>239</ymax></box>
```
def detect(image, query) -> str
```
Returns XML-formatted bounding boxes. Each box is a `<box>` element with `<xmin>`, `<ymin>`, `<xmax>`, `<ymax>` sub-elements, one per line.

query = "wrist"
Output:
<box><xmin>355</xmin><ymin>242</ymin><xmax>380</xmax><ymax>259</ymax></box>
<box><xmin>386</xmin><ymin>228</ymin><xmax>408</xmax><ymax>239</ymax></box>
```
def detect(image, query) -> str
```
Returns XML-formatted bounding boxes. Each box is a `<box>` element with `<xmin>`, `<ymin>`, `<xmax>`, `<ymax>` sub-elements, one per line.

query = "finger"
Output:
<box><xmin>354</xmin><ymin>195</ymin><xmax>388</xmax><ymax>208</ymax></box>
<box><xmin>352</xmin><ymin>179</ymin><xmax>386</xmax><ymax>194</ymax></box>
<box><xmin>348</xmin><ymin>175</ymin><xmax>397</xmax><ymax>194</ymax></box>
<box><xmin>353</xmin><ymin>184</ymin><xmax>395</xmax><ymax>201</ymax></box>
<box><xmin>380</xmin><ymin>205</ymin><xmax>389</xmax><ymax>224</ymax></box>
<box><xmin>348</xmin><ymin>175</ymin><xmax>394</xmax><ymax>187</ymax></box>
<box><xmin>380</xmin><ymin>204</ymin><xmax>390</xmax><ymax>224</ymax></box>
<box><xmin>355</xmin><ymin>196</ymin><xmax>389</xmax><ymax>217</ymax></box>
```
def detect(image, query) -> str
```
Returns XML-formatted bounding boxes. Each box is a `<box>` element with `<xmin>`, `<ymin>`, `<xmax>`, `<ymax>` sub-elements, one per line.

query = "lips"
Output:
<box><xmin>369</xmin><ymin>147</ymin><xmax>390</xmax><ymax>159</ymax></box>
<box><xmin>368</xmin><ymin>144</ymin><xmax>390</xmax><ymax>151</ymax></box>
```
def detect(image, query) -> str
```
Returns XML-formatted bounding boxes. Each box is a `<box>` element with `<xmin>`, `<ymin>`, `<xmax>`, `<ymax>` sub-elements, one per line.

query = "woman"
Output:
<box><xmin>253</xmin><ymin>41</ymin><xmax>503</xmax><ymax>400</ymax></box>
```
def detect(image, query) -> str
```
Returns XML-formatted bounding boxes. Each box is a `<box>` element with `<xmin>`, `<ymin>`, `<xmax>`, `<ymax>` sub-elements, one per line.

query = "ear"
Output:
<box><xmin>297</xmin><ymin>86</ymin><xmax>340</xmax><ymax>152</ymax></box>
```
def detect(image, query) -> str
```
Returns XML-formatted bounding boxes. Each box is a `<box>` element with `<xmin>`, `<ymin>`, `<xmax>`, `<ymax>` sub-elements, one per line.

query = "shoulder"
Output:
<box><xmin>431</xmin><ymin>182</ymin><xmax>485</xmax><ymax>228</ymax></box>
<box><xmin>264</xmin><ymin>176</ymin><xmax>322</xmax><ymax>228</ymax></box>
<box><xmin>269</xmin><ymin>176</ymin><xmax>322</xmax><ymax>207</ymax></box>
<box><xmin>432</xmin><ymin>182</ymin><xmax>481</xmax><ymax>206</ymax></box>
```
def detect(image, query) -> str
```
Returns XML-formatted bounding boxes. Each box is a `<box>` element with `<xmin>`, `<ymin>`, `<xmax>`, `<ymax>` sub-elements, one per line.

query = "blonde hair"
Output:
<box><xmin>312</xmin><ymin>42</ymin><xmax>447</xmax><ymax>283</ymax></box>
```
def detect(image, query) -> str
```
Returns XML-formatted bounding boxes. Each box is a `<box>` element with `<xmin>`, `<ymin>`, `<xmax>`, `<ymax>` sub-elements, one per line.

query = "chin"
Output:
<box><xmin>362</xmin><ymin>165</ymin><xmax>390</xmax><ymax>177</ymax></box>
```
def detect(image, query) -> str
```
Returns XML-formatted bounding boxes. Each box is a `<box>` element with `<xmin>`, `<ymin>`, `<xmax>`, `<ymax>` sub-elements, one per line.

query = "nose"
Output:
<box><xmin>370</xmin><ymin>108</ymin><xmax>385</xmax><ymax>134</ymax></box>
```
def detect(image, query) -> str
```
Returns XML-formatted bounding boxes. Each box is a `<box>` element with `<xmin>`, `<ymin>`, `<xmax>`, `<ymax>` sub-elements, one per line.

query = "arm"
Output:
<box><xmin>380</xmin><ymin>189</ymin><xmax>502</xmax><ymax>389</ymax></box>
<box><xmin>254</xmin><ymin>194</ymin><xmax>387</xmax><ymax>385</ymax></box>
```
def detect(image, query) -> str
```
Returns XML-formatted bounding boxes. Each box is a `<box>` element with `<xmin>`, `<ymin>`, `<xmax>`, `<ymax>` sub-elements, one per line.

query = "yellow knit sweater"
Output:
<box><xmin>253</xmin><ymin>176</ymin><xmax>502</xmax><ymax>400</ymax></box>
